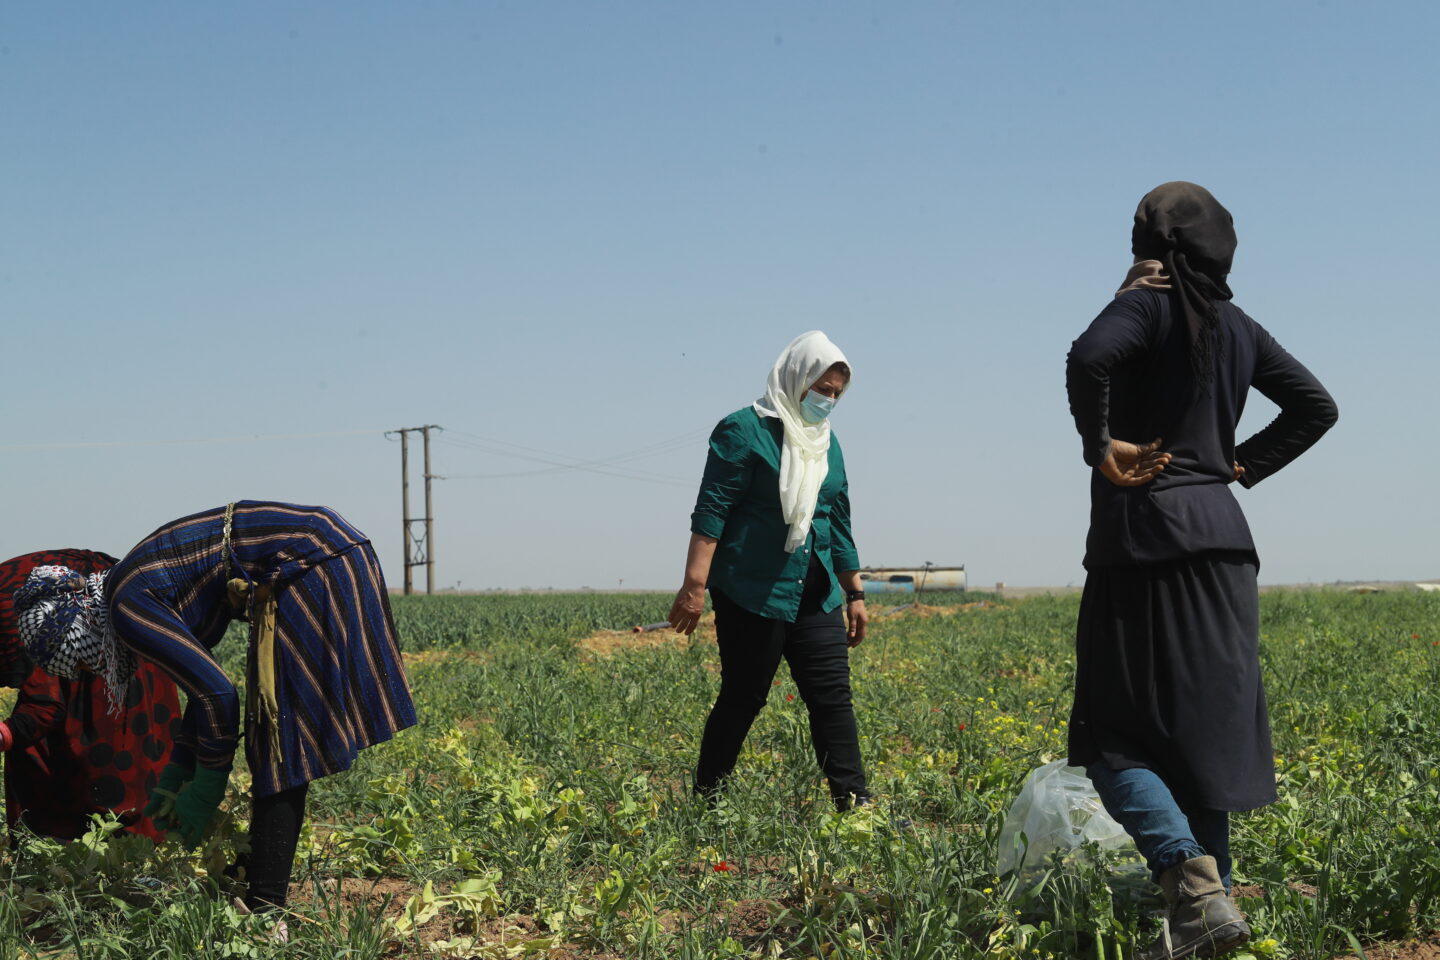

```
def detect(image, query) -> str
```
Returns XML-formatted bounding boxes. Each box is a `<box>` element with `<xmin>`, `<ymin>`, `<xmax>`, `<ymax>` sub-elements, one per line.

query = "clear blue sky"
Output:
<box><xmin>4</xmin><ymin>2</ymin><xmax>1435</xmax><ymax>591</ymax></box>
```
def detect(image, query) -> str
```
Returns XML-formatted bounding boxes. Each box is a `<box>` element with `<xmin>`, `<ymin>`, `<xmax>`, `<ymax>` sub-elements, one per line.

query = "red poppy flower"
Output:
<box><xmin>713</xmin><ymin>861</ymin><xmax>732</xmax><ymax>872</ymax></box>
<box><xmin>1415</xmin><ymin>634</ymin><xmax>1422</xmax><ymax>640</ymax></box>
<box><xmin>958</xmin><ymin>723</ymin><xmax>966</xmax><ymax>731</ymax></box>
<box><xmin>786</xmin><ymin>693</ymin><xmax>795</xmax><ymax>702</ymax></box>
<box><xmin>773</xmin><ymin>680</ymin><xmax>781</xmax><ymax>686</ymax></box>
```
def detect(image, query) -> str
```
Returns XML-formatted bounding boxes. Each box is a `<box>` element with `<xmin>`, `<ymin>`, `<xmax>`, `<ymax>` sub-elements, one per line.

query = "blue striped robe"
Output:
<box><xmin>106</xmin><ymin>501</ymin><xmax>417</xmax><ymax>797</ymax></box>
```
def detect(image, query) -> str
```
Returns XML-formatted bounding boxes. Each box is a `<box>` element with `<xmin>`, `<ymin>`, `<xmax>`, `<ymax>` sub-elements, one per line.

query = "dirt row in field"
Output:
<box><xmin>1336</xmin><ymin>935</ymin><xmax>1440</xmax><ymax>960</ymax></box>
<box><xmin>294</xmin><ymin>871</ymin><xmax>1440</xmax><ymax>960</ymax></box>
<box><xmin>402</xmin><ymin>649</ymin><xmax>492</xmax><ymax>667</ymax></box>
<box><xmin>570</xmin><ymin>600</ymin><xmax>1009</xmax><ymax>659</ymax></box>
<box><xmin>577</xmin><ymin>617</ymin><xmax>709</xmax><ymax>658</ymax></box>
<box><xmin>397</xmin><ymin>600</ymin><xmax>1013</xmax><ymax>667</ymax></box>
<box><xmin>875</xmin><ymin>600</ymin><xmax>1008</xmax><ymax>619</ymax></box>
<box><xmin>285</xmin><ymin>877</ymin><xmax>574</xmax><ymax>958</ymax></box>
<box><xmin>283</xmin><ymin>872</ymin><xmax>785</xmax><ymax>958</ymax></box>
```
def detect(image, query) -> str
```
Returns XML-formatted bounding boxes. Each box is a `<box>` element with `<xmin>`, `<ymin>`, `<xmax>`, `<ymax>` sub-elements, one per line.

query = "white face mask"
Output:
<box><xmin>800</xmin><ymin>390</ymin><xmax>837</xmax><ymax>424</ymax></box>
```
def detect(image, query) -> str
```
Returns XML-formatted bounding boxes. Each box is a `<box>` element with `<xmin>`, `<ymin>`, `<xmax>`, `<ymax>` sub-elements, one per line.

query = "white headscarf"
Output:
<box><xmin>752</xmin><ymin>330</ymin><xmax>851</xmax><ymax>553</ymax></box>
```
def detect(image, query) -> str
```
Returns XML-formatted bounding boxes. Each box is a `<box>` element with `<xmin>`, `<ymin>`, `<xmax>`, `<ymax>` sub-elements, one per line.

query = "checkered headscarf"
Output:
<box><xmin>13</xmin><ymin>565</ymin><xmax>136</xmax><ymax>714</ymax></box>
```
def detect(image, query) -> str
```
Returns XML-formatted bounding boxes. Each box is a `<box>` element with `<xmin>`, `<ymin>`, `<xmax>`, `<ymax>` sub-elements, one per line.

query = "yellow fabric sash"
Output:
<box><xmin>222</xmin><ymin>502</ymin><xmax>283</xmax><ymax>764</ymax></box>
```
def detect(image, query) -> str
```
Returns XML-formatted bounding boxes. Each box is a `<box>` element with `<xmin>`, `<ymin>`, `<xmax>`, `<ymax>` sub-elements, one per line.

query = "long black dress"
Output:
<box><xmin>1066</xmin><ymin>289</ymin><xmax>1337</xmax><ymax>811</ymax></box>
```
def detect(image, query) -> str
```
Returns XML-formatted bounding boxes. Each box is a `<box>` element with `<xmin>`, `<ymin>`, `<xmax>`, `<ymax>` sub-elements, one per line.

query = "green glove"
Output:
<box><xmin>143</xmin><ymin>761</ymin><xmax>196</xmax><ymax>824</ymax></box>
<box><xmin>171</xmin><ymin>766</ymin><xmax>231</xmax><ymax>849</ymax></box>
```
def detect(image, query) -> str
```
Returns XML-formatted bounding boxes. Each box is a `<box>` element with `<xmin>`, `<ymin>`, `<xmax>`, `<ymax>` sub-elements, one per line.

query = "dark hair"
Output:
<box><xmin>828</xmin><ymin>362</ymin><xmax>852</xmax><ymax>382</ymax></box>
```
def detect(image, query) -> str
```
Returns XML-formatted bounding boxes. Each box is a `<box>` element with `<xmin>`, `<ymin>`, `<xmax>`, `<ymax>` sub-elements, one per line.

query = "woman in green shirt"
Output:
<box><xmin>669</xmin><ymin>330</ymin><xmax>871</xmax><ymax>810</ymax></box>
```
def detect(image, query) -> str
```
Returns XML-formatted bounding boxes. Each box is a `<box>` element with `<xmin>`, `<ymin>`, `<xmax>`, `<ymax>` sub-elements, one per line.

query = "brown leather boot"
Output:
<box><xmin>1137</xmin><ymin>856</ymin><xmax>1249</xmax><ymax>960</ymax></box>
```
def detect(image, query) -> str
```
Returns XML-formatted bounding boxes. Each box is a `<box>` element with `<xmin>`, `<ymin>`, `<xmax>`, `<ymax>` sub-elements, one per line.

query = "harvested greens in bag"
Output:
<box><xmin>996</xmin><ymin>760</ymin><xmax>1134</xmax><ymax>878</ymax></box>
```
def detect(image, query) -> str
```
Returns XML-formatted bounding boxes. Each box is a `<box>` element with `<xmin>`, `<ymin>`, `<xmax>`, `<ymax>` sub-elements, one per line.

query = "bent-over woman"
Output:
<box><xmin>670</xmin><ymin>331</ymin><xmax>871</xmax><ymax>810</ymax></box>
<box><xmin>16</xmin><ymin>501</ymin><xmax>417</xmax><ymax>915</ymax></box>
<box><xmin>1</xmin><ymin>549</ymin><xmax>180</xmax><ymax>842</ymax></box>
<box><xmin>1066</xmin><ymin>182</ymin><xmax>1338</xmax><ymax>960</ymax></box>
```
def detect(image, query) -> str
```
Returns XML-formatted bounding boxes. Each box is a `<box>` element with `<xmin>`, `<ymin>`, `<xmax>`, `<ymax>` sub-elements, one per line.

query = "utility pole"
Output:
<box><xmin>385</xmin><ymin>424</ymin><xmax>442</xmax><ymax>595</ymax></box>
<box><xmin>424</xmin><ymin>425</ymin><xmax>435</xmax><ymax>595</ymax></box>
<box><xmin>400</xmin><ymin>429</ymin><xmax>412</xmax><ymax>595</ymax></box>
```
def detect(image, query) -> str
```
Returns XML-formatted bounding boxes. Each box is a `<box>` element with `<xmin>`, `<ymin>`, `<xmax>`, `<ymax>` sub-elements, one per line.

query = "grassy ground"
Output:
<box><xmin>3</xmin><ymin>587</ymin><xmax>1439</xmax><ymax>958</ymax></box>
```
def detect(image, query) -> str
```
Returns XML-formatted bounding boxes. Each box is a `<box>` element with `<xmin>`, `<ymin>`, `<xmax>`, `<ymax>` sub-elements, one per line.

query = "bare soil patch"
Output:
<box><xmin>289</xmin><ymin>877</ymin><xmax>567</xmax><ymax>956</ymax></box>
<box><xmin>724</xmin><ymin>897</ymin><xmax>783</xmax><ymax>938</ymax></box>
<box><xmin>288</xmin><ymin>874</ymin><xmax>417</xmax><ymax>918</ymax></box>
<box><xmin>1229</xmin><ymin>884</ymin><xmax>1440</xmax><ymax>960</ymax></box>
<box><xmin>874</xmin><ymin>600</ymin><xmax>1008</xmax><ymax>622</ymax></box>
<box><xmin>404</xmin><ymin>649</ymin><xmax>492</xmax><ymax>667</ymax></box>
<box><xmin>568</xmin><ymin>598</ymin><xmax>1009</xmax><ymax>658</ymax></box>
<box><xmin>1336</xmin><ymin>933</ymin><xmax>1440</xmax><ymax>960</ymax></box>
<box><xmin>577</xmin><ymin>617</ymin><xmax>712</xmax><ymax>657</ymax></box>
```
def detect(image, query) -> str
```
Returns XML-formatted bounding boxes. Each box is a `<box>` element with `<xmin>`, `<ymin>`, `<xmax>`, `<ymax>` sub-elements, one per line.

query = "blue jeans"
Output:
<box><xmin>1086</xmin><ymin>764</ymin><xmax>1231</xmax><ymax>891</ymax></box>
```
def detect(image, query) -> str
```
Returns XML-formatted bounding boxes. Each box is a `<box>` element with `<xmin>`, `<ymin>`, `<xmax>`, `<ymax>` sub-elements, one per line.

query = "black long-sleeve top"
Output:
<box><xmin>1067</xmin><ymin>289</ymin><xmax>1338</xmax><ymax>568</ymax></box>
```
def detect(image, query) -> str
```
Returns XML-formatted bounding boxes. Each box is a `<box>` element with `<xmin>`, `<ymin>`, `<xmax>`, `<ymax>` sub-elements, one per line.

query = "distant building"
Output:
<box><xmin>858</xmin><ymin>565</ymin><xmax>965</xmax><ymax>594</ymax></box>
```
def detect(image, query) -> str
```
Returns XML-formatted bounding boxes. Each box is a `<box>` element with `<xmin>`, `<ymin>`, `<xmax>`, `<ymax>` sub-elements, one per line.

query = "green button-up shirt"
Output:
<box><xmin>690</xmin><ymin>406</ymin><xmax>861</xmax><ymax>622</ymax></box>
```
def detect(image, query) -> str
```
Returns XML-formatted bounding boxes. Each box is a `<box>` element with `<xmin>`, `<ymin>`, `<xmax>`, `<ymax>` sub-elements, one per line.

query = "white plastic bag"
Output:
<box><xmin>995</xmin><ymin>760</ymin><xmax>1134</xmax><ymax>878</ymax></box>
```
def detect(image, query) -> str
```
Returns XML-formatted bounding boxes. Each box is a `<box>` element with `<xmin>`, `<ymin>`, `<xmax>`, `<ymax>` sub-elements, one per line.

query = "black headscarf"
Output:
<box><xmin>1131</xmin><ymin>181</ymin><xmax>1237</xmax><ymax>385</ymax></box>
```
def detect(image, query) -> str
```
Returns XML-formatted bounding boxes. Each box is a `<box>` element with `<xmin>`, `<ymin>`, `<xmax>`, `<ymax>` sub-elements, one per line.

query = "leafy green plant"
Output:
<box><xmin>3</xmin><ymin>587</ymin><xmax>1437</xmax><ymax>957</ymax></box>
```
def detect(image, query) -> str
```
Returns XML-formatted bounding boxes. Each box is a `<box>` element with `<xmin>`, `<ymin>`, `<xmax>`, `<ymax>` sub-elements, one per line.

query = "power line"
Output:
<box><xmin>436</xmin><ymin>447</ymin><xmax>693</xmax><ymax>485</ymax></box>
<box><xmin>445</xmin><ymin>427</ymin><xmax>706</xmax><ymax>461</ymax></box>
<box><xmin>442</xmin><ymin>428</ymin><xmax>705</xmax><ymax>471</ymax></box>
<box><xmin>0</xmin><ymin>423</ymin><xmax>704</xmax><ymax>488</ymax></box>
<box><xmin>0</xmin><ymin>428</ymin><xmax>383</xmax><ymax>451</ymax></box>
<box><xmin>434</xmin><ymin>428</ymin><xmax>703</xmax><ymax>487</ymax></box>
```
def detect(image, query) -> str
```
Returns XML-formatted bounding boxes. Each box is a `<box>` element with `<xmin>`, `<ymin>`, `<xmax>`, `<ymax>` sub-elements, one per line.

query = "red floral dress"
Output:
<box><xmin>1</xmin><ymin>550</ymin><xmax>182</xmax><ymax>842</ymax></box>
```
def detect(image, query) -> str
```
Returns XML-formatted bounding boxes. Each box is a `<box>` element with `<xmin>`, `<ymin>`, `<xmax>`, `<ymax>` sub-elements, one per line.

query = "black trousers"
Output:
<box><xmin>235</xmin><ymin>781</ymin><xmax>309</xmax><ymax>911</ymax></box>
<box><xmin>695</xmin><ymin>572</ymin><xmax>869</xmax><ymax>809</ymax></box>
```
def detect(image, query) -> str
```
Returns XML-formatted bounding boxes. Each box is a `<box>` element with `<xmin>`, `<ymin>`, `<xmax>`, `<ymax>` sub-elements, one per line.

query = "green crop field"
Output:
<box><xmin>3</xmin><ymin>588</ymin><xmax>1439</xmax><ymax>959</ymax></box>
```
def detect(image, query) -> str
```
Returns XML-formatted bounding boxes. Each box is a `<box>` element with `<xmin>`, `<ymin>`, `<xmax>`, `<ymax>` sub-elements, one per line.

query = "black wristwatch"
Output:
<box><xmin>845</xmin><ymin>590</ymin><xmax>866</xmax><ymax>603</ymax></box>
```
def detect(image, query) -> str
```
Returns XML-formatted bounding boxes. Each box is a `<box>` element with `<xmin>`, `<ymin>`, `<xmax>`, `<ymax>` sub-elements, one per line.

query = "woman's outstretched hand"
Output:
<box><xmin>1099</xmin><ymin>437</ymin><xmax>1171</xmax><ymax>487</ymax></box>
<box><xmin>667</xmin><ymin>585</ymin><xmax>706</xmax><ymax>636</ymax></box>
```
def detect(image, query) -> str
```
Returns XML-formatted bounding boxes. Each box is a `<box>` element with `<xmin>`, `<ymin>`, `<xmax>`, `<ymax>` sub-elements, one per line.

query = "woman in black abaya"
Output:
<box><xmin>1066</xmin><ymin>181</ymin><xmax>1338</xmax><ymax>960</ymax></box>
